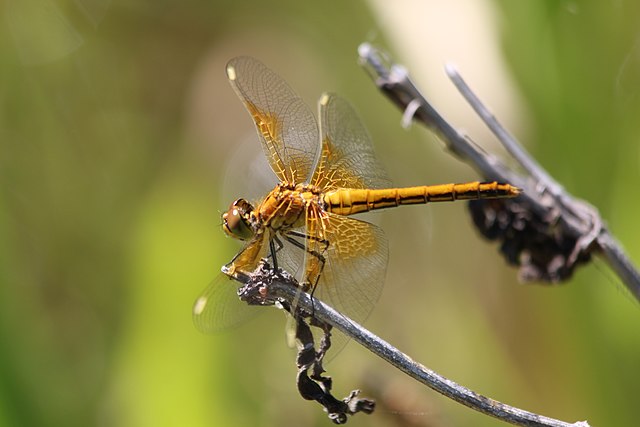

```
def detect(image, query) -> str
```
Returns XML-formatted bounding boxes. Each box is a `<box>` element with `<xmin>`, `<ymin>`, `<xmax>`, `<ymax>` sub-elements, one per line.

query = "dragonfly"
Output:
<box><xmin>193</xmin><ymin>56</ymin><xmax>520</xmax><ymax>337</ymax></box>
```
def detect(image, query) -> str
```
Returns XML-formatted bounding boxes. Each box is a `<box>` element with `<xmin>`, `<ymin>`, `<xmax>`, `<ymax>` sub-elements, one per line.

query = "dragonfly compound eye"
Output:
<box><xmin>222</xmin><ymin>199</ymin><xmax>254</xmax><ymax>240</ymax></box>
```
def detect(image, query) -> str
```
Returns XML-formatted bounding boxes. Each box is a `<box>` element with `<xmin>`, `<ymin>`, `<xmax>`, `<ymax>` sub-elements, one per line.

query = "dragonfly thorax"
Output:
<box><xmin>256</xmin><ymin>183</ymin><xmax>323</xmax><ymax>233</ymax></box>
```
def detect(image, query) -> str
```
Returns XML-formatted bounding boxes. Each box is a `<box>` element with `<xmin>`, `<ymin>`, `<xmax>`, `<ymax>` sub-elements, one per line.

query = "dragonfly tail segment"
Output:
<box><xmin>324</xmin><ymin>181</ymin><xmax>520</xmax><ymax>216</ymax></box>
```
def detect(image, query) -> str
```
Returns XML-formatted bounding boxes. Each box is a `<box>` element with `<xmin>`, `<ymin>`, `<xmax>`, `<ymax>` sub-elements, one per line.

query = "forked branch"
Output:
<box><xmin>357</xmin><ymin>43</ymin><xmax>640</xmax><ymax>300</ymax></box>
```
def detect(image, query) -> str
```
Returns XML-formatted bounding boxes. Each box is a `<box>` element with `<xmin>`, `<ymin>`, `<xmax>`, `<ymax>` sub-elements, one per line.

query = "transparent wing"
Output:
<box><xmin>193</xmin><ymin>273</ymin><xmax>258</xmax><ymax>333</ymax></box>
<box><xmin>226</xmin><ymin>229</ymin><xmax>270</xmax><ymax>276</ymax></box>
<box><xmin>315</xmin><ymin>212</ymin><xmax>388</xmax><ymax>326</ymax></box>
<box><xmin>299</xmin><ymin>206</ymin><xmax>388</xmax><ymax>356</ymax></box>
<box><xmin>193</xmin><ymin>231</ymin><xmax>270</xmax><ymax>333</ymax></box>
<box><xmin>275</xmin><ymin>228</ymin><xmax>306</xmax><ymax>281</ymax></box>
<box><xmin>226</xmin><ymin>56</ymin><xmax>320</xmax><ymax>184</ymax></box>
<box><xmin>311</xmin><ymin>93</ymin><xmax>391</xmax><ymax>191</ymax></box>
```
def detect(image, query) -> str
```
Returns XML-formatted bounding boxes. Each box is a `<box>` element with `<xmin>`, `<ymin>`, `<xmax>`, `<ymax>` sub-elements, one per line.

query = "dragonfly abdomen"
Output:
<box><xmin>324</xmin><ymin>181</ymin><xmax>520</xmax><ymax>216</ymax></box>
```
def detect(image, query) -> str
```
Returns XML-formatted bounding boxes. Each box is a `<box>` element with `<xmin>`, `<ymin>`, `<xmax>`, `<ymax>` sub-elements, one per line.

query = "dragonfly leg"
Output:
<box><xmin>286</xmin><ymin>230</ymin><xmax>330</xmax><ymax>250</ymax></box>
<box><xmin>282</xmin><ymin>230</ymin><xmax>330</xmax><ymax>293</ymax></box>
<box><xmin>269</xmin><ymin>237</ymin><xmax>281</xmax><ymax>271</ymax></box>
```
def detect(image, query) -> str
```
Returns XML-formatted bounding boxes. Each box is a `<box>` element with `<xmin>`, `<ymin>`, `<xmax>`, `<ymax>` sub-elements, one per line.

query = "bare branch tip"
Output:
<box><xmin>357</xmin><ymin>42</ymin><xmax>373</xmax><ymax>58</ymax></box>
<box><xmin>444</xmin><ymin>62</ymin><xmax>459</xmax><ymax>77</ymax></box>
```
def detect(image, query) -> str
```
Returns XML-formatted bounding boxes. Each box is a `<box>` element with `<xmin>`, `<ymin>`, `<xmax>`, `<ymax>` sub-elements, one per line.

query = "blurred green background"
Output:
<box><xmin>1</xmin><ymin>1</ymin><xmax>639</xmax><ymax>426</ymax></box>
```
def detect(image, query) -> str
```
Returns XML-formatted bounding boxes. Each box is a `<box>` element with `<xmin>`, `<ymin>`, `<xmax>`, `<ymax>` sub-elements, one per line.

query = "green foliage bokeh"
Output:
<box><xmin>1</xmin><ymin>1</ymin><xmax>638</xmax><ymax>426</ymax></box>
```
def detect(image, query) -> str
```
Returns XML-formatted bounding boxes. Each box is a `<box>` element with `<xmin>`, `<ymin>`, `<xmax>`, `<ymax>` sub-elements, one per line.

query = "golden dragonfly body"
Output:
<box><xmin>193</xmin><ymin>57</ymin><xmax>519</xmax><ymax>333</ymax></box>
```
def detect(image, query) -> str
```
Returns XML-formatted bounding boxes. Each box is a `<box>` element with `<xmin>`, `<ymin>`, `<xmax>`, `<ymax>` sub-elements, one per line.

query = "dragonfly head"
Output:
<box><xmin>222</xmin><ymin>198</ymin><xmax>255</xmax><ymax>240</ymax></box>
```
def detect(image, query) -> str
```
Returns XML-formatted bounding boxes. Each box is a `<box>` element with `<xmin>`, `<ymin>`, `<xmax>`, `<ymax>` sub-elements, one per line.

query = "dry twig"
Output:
<box><xmin>236</xmin><ymin>261</ymin><xmax>590</xmax><ymax>427</ymax></box>
<box><xmin>357</xmin><ymin>43</ymin><xmax>640</xmax><ymax>299</ymax></box>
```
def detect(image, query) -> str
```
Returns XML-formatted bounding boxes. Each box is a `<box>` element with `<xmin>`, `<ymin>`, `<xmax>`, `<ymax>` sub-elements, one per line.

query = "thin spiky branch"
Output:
<box><xmin>357</xmin><ymin>43</ymin><xmax>640</xmax><ymax>299</ymax></box>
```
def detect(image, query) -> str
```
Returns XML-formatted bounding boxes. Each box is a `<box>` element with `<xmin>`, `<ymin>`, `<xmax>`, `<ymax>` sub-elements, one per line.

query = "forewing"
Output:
<box><xmin>226</xmin><ymin>57</ymin><xmax>319</xmax><ymax>184</ymax></box>
<box><xmin>193</xmin><ymin>272</ymin><xmax>260</xmax><ymax>333</ymax></box>
<box><xmin>193</xmin><ymin>232</ymin><xmax>270</xmax><ymax>333</ymax></box>
<box><xmin>227</xmin><ymin>229</ymin><xmax>270</xmax><ymax>276</ymax></box>
<box><xmin>311</xmin><ymin>93</ymin><xmax>391</xmax><ymax>191</ymax></box>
